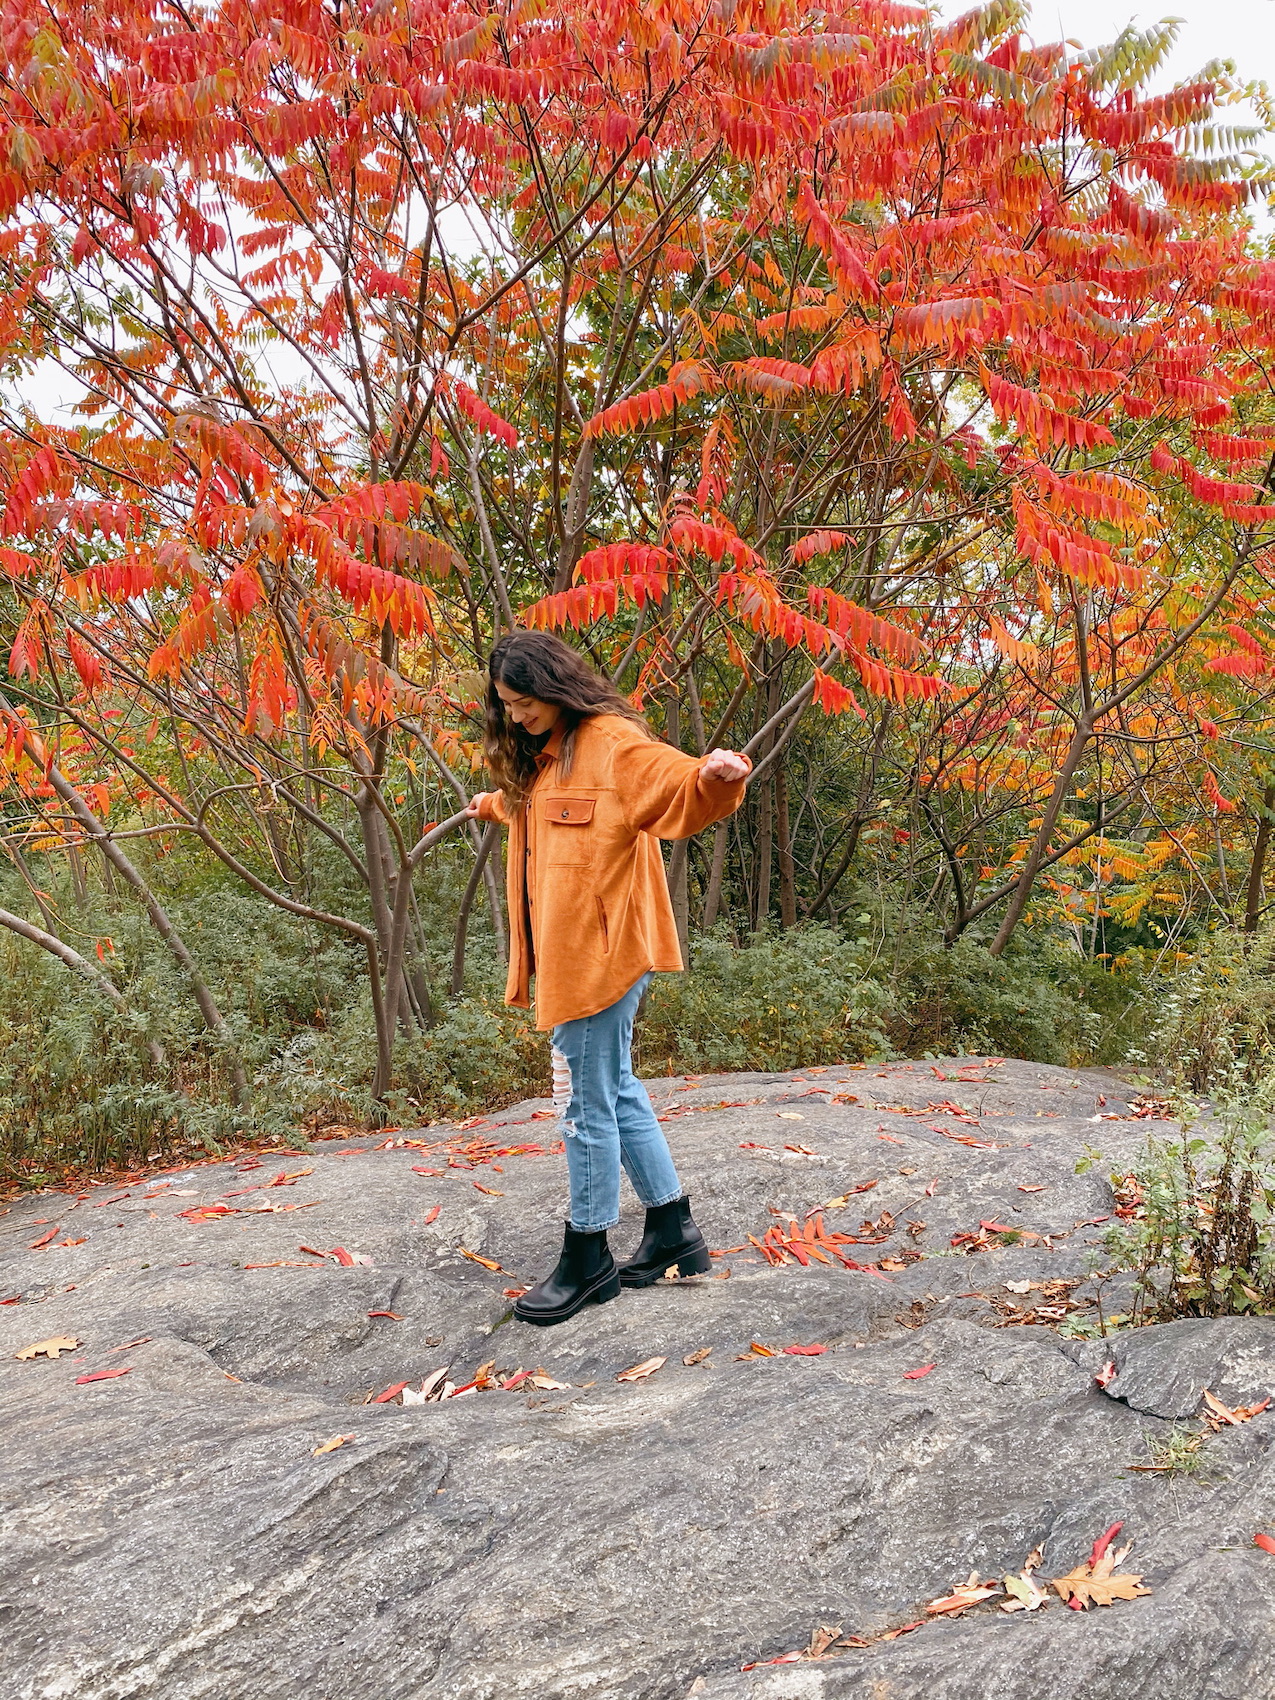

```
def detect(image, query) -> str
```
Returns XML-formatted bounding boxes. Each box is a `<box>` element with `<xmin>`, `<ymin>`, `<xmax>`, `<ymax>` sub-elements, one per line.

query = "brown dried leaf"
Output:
<box><xmin>311</xmin><ymin>1433</ymin><xmax>355</xmax><ymax>1457</ymax></box>
<box><xmin>683</xmin><ymin>1347</ymin><xmax>713</xmax><ymax>1366</ymax></box>
<box><xmin>1201</xmin><ymin>1386</ymin><xmax>1271</xmax><ymax>1429</ymax></box>
<box><xmin>1049</xmin><ymin>1563</ymin><xmax>1151</xmax><ymax>1607</ymax></box>
<box><xmin>616</xmin><ymin>1356</ymin><xmax>667</xmax><ymax>1384</ymax></box>
<box><xmin>14</xmin><ymin>1335</ymin><xmax>80</xmax><ymax>1360</ymax></box>
<box><xmin>925</xmin><ymin>1575</ymin><xmax>1001</xmax><ymax>1616</ymax></box>
<box><xmin>459</xmin><ymin>1248</ymin><xmax>503</xmax><ymax>1272</ymax></box>
<box><xmin>527</xmin><ymin>1372</ymin><xmax>570</xmax><ymax>1390</ymax></box>
<box><xmin>1000</xmin><ymin>1570</ymin><xmax>1048</xmax><ymax>1612</ymax></box>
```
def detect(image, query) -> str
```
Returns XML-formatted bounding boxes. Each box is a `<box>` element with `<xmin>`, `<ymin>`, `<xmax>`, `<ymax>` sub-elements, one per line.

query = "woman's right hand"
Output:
<box><xmin>463</xmin><ymin>793</ymin><xmax>487</xmax><ymax>820</ymax></box>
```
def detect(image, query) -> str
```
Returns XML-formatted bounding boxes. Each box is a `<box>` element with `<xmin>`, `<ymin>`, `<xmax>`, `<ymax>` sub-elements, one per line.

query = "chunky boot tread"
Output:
<box><xmin>514</xmin><ymin>1266</ymin><xmax>620</xmax><ymax>1325</ymax></box>
<box><xmin>513</xmin><ymin>1223</ymin><xmax>620</xmax><ymax>1327</ymax></box>
<box><xmin>617</xmin><ymin>1196</ymin><xmax>710</xmax><ymax>1288</ymax></box>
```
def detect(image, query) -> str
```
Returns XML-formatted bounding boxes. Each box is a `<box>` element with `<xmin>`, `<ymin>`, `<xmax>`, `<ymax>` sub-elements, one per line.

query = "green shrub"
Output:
<box><xmin>1130</xmin><ymin>921</ymin><xmax>1275</xmax><ymax>1093</ymax></box>
<box><xmin>637</xmin><ymin>925</ymin><xmax>895</xmax><ymax>1075</ymax></box>
<box><xmin>1088</xmin><ymin>1095</ymin><xmax>1275</xmax><ymax>1323</ymax></box>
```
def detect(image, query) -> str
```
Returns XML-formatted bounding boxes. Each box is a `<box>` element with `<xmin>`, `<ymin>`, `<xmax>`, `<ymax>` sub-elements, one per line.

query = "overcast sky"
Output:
<box><xmin>1022</xmin><ymin>0</ymin><xmax>1274</xmax><ymax>103</ymax></box>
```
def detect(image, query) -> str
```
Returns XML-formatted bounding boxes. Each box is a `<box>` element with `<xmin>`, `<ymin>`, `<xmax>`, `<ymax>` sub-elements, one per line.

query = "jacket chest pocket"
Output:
<box><xmin>542</xmin><ymin>794</ymin><xmax>596</xmax><ymax>866</ymax></box>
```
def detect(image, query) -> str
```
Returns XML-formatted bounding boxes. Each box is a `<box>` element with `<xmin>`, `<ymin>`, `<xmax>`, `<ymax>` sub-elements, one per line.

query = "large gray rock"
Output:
<box><xmin>2</xmin><ymin>1058</ymin><xmax>1272</xmax><ymax>1700</ymax></box>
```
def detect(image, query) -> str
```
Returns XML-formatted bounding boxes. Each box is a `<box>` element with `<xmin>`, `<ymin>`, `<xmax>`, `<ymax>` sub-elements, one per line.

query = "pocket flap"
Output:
<box><xmin>543</xmin><ymin>794</ymin><xmax>595</xmax><ymax>825</ymax></box>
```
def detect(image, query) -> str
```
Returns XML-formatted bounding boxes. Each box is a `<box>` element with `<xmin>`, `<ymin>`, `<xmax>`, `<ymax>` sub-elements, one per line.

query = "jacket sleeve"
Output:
<box><xmin>475</xmin><ymin>789</ymin><xmax>510</xmax><ymax>825</ymax></box>
<box><xmin>612</xmin><ymin>732</ymin><xmax>751</xmax><ymax>840</ymax></box>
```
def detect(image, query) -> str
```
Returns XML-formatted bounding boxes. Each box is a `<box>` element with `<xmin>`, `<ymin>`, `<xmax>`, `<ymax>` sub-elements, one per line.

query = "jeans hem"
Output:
<box><xmin>638</xmin><ymin>1188</ymin><xmax>684</xmax><ymax>1209</ymax></box>
<box><xmin>569</xmin><ymin>1217</ymin><xmax>620</xmax><ymax>1234</ymax></box>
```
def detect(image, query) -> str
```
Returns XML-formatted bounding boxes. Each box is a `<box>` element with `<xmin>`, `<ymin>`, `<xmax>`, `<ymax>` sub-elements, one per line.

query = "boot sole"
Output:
<box><xmin>513</xmin><ymin>1269</ymin><xmax>621</xmax><ymax>1327</ymax></box>
<box><xmin>619</xmin><ymin>1244</ymin><xmax>712</xmax><ymax>1288</ymax></box>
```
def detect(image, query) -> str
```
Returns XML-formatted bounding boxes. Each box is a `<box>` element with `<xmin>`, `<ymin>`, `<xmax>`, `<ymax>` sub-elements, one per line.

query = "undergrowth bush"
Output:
<box><xmin>636</xmin><ymin>926</ymin><xmax>895</xmax><ymax>1076</ymax></box>
<box><xmin>0</xmin><ymin>860</ymin><xmax>1160</xmax><ymax>1181</ymax></box>
<box><xmin>1085</xmin><ymin>1093</ymin><xmax>1275</xmax><ymax>1323</ymax></box>
<box><xmin>1131</xmin><ymin>920</ymin><xmax>1275</xmax><ymax>1093</ymax></box>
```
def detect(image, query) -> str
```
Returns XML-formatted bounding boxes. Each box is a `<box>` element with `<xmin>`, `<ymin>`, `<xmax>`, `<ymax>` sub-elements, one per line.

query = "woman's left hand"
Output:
<box><xmin>700</xmin><ymin>748</ymin><xmax>751</xmax><ymax>783</ymax></box>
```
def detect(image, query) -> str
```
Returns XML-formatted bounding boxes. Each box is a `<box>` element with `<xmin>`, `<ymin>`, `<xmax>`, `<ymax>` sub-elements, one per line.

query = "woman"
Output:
<box><xmin>465</xmin><ymin>630</ymin><xmax>751</xmax><ymax>1327</ymax></box>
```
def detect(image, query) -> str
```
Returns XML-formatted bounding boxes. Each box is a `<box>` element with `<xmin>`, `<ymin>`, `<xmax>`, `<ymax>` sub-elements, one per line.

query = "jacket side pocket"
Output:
<box><xmin>596</xmin><ymin>895</ymin><xmax>609</xmax><ymax>953</ymax></box>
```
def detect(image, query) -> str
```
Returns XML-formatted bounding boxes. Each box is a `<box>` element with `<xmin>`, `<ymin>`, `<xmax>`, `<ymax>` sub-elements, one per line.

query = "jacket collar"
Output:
<box><xmin>536</xmin><ymin>720</ymin><xmax>566</xmax><ymax>765</ymax></box>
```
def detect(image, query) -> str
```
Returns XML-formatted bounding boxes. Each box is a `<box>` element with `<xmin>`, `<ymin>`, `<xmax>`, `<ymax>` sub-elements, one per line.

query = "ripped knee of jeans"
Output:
<box><xmin>551</xmin><ymin>1045</ymin><xmax>576</xmax><ymax>1137</ymax></box>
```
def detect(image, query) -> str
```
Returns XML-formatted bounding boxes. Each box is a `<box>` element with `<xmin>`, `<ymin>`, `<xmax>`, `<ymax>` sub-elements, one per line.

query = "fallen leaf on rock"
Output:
<box><xmin>776</xmin><ymin>1112</ymin><xmax>804</xmax><ymax>1121</ymax></box>
<box><xmin>372</xmin><ymin>1380</ymin><xmax>411</xmax><ymax>1404</ymax></box>
<box><xmin>411</xmin><ymin>1166</ymin><xmax>444</xmax><ymax>1176</ymax></box>
<box><xmin>710</xmin><ymin>1245</ymin><xmax>746</xmax><ymax>1256</ymax></box>
<box><xmin>267</xmin><ymin>1167</ymin><xmax>314</xmax><ymax>1187</ymax></box>
<box><xmin>876</xmin><ymin>1620</ymin><xmax>926</xmax><ymax>1643</ymax></box>
<box><xmin>422</xmin><ymin>1206</ymin><xmax>440</xmax><ymax>1225</ymax></box>
<box><xmin>329</xmin><ymin>1247</ymin><xmax>356</xmax><ymax>1267</ymax></box>
<box><xmin>877</xmin><ymin>1133</ymin><xmax>905</xmax><ymax>1145</ymax></box>
<box><xmin>1202</xmin><ymin>1387</ymin><xmax>1271</xmax><ymax>1429</ymax></box>
<box><xmin>926</xmin><ymin>1575</ymin><xmax>1000</xmax><ymax>1615</ymax></box>
<box><xmin>1005</xmin><ymin>1280</ymin><xmax>1033</xmax><ymax>1294</ymax></box>
<box><xmin>530</xmin><ymin>1110</ymin><xmax>557</xmax><ymax>1120</ymax></box>
<box><xmin>28</xmin><ymin>1226</ymin><xmax>61</xmax><ymax>1249</ymax></box>
<box><xmin>923</xmin><ymin>1179</ymin><xmax>938</xmax><ymax>1196</ymax></box>
<box><xmin>783</xmin><ymin>1343</ymin><xmax>827</xmax><ymax>1356</ymax></box>
<box><xmin>1001</xmin><ymin>1569</ymin><xmax>1049</xmax><ymax>1613</ymax></box>
<box><xmin>502</xmin><ymin>1286</ymin><xmax>528</xmax><ymax>1298</ymax></box>
<box><xmin>1049</xmin><ymin>1560</ymin><xmax>1149</xmax><ymax>1608</ymax></box>
<box><xmin>108</xmin><ymin>1336</ymin><xmax>149</xmax><ymax>1352</ymax></box>
<box><xmin>459</xmin><ymin>1248</ymin><xmax>503</xmax><ymax>1272</ymax></box>
<box><xmin>1255</xmin><ymin>1533</ymin><xmax>1275</xmax><ymax>1555</ymax></box>
<box><xmin>367</xmin><ymin>1310</ymin><xmax>402</xmax><ymax>1320</ymax></box>
<box><xmin>616</xmin><ymin>1356</ymin><xmax>667</xmax><ymax>1383</ymax></box>
<box><xmin>740</xmin><ymin>1650</ymin><xmax>808</xmax><ymax>1671</ymax></box>
<box><xmin>824</xmin><ymin>1182</ymin><xmax>878</xmax><ymax>1207</ymax></box>
<box><xmin>1018</xmin><ymin>1184</ymin><xmax>1046</xmax><ymax>1193</ymax></box>
<box><xmin>312</xmin><ymin>1434</ymin><xmax>355</xmax><ymax>1456</ymax></box>
<box><xmin>684</xmin><ymin>1347</ymin><xmax>712</xmax><ymax>1366</ymax></box>
<box><xmin>472</xmin><ymin>1182</ymin><xmax>505</xmax><ymax>1196</ymax></box>
<box><xmin>1095</xmin><ymin>1359</ymin><xmax>1118</xmax><ymax>1389</ymax></box>
<box><xmin>14</xmin><ymin>1335</ymin><xmax>80</xmax><ymax>1360</ymax></box>
<box><xmin>76</xmin><ymin>1368</ymin><xmax>131</xmax><ymax>1384</ymax></box>
<box><xmin>743</xmin><ymin>1342</ymin><xmax>775</xmax><ymax>1358</ymax></box>
<box><xmin>902</xmin><ymin>1363</ymin><xmax>936</xmax><ymax>1379</ymax></box>
<box><xmin>528</xmin><ymin>1372</ymin><xmax>571</xmax><ymax>1390</ymax></box>
<box><xmin>54</xmin><ymin>1238</ymin><xmax>87</xmax><ymax>1247</ymax></box>
<box><xmin>806</xmin><ymin>1624</ymin><xmax>842</xmax><ymax>1658</ymax></box>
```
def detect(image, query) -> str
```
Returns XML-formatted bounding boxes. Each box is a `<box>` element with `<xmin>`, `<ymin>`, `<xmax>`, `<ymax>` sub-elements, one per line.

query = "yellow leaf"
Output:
<box><xmin>14</xmin><ymin>1335</ymin><xmax>80</xmax><ymax>1360</ymax></box>
<box><xmin>1049</xmin><ymin>1563</ymin><xmax>1151</xmax><ymax>1607</ymax></box>
<box><xmin>616</xmin><ymin>1356</ymin><xmax>667</xmax><ymax>1383</ymax></box>
<box><xmin>311</xmin><ymin>1433</ymin><xmax>355</xmax><ymax>1456</ymax></box>
<box><xmin>459</xmin><ymin>1248</ymin><xmax>503</xmax><ymax>1271</ymax></box>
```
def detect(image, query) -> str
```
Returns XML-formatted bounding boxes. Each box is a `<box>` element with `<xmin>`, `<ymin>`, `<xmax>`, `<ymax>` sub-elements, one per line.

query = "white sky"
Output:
<box><xmin>1026</xmin><ymin>0</ymin><xmax>1275</xmax><ymax>92</ymax></box>
<box><xmin>16</xmin><ymin>3</ymin><xmax>1275</xmax><ymax>424</ymax></box>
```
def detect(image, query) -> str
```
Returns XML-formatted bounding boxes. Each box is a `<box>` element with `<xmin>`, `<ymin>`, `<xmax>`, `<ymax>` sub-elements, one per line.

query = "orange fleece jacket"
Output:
<box><xmin>475</xmin><ymin>714</ymin><xmax>749</xmax><ymax>1029</ymax></box>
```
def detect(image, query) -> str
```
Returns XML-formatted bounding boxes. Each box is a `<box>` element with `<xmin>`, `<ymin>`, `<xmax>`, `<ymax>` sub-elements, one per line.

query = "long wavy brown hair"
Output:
<box><xmin>484</xmin><ymin>630</ymin><xmax>651</xmax><ymax>804</ymax></box>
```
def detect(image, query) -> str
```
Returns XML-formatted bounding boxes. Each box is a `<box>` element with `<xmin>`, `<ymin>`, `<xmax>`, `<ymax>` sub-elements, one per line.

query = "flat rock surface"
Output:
<box><xmin>3</xmin><ymin>1056</ymin><xmax>1274</xmax><ymax>1700</ymax></box>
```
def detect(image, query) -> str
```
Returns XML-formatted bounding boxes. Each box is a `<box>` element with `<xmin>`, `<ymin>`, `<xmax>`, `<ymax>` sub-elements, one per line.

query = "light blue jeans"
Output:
<box><xmin>551</xmin><ymin>973</ymin><xmax>683</xmax><ymax>1233</ymax></box>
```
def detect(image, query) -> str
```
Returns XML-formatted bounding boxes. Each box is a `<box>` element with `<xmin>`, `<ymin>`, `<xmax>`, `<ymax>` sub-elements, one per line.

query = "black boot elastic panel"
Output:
<box><xmin>617</xmin><ymin>1196</ymin><xmax>711</xmax><ymax>1288</ymax></box>
<box><xmin>512</xmin><ymin>1223</ymin><xmax>621</xmax><ymax>1326</ymax></box>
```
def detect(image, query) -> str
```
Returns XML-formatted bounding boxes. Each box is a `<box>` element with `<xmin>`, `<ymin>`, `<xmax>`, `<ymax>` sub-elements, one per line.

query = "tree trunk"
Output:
<box><xmin>775</xmin><ymin>763</ymin><xmax>796</xmax><ymax>929</ymax></box>
<box><xmin>32</xmin><ymin>751</ymin><xmax>249</xmax><ymax>1103</ymax></box>
<box><xmin>702</xmin><ymin>820</ymin><xmax>729</xmax><ymax>930</ymax></box>
<box><xmin>1244</xmin><ymin>782</ymin><xmax>1275</xmax><ymax>935</ymax></box>
<box><xmin>988</xmin><ymin>715</ymin><xmax>1094</xmax><ymax>958</ymax></box>
<box><xmin>452</xmin><ymin>822</ymin><xmax>500</xmax><ymax>994</ymax></box>
<box><xmin>667</xmin><ymin>840</ymin><xmax>690</xmax><ymax>965</ymax></box>
<box><xmin>753</xmin><ymin>775</ymin><xmax>773</xmax><ymax>930</ymax></box>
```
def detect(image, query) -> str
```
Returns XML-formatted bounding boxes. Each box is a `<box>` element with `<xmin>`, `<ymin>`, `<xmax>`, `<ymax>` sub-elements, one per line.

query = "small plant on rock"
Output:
<box><xmin>1088</xmin><ymin>1094</ymin><xmax>1275</xmax><ymax>1324</ymax></box>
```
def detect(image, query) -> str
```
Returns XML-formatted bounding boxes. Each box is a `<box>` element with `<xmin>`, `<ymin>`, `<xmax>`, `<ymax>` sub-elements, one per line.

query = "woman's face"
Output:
<box><xmin>495</xmin><ymin>677</ymin><xmax>562</xmax><ymax>738</ymax></box>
